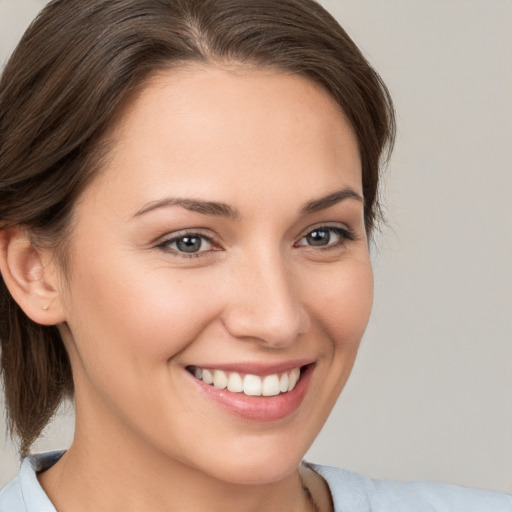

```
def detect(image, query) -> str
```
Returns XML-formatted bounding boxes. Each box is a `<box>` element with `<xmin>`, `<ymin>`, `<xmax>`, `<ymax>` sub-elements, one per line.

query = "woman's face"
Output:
<box><xmin>57</xmin><ymin>65</ymin><xmax>373</xmax><ymax>484</ymax></box>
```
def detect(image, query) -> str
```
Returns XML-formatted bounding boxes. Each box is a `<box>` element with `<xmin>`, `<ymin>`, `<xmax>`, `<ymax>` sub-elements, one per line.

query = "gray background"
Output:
<box><xmin>1</xmin><ymin>0</ymin><xmax>511</xmax><ymax>493</ymax></box>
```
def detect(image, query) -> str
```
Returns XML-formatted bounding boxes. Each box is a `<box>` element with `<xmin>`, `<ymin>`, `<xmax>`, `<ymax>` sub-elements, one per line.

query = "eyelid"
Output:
<box><xmin>296</xmin><ymin>222</ymin><xmax>354</xmax><ymax>240</ymax></box>
<box><xmin>294</xmin><ymin>223</ymin><xmax>356</xmax><ymax>249</ymax></box>
<box><xmin>155</xmin><ymin>229</ymin><xmax>222</xmax><ymax>257</ymax></box>
<box><xmin>153</xmin><ymin>222</ymin><xmax>356</xmax><ymax>258</ymax></box>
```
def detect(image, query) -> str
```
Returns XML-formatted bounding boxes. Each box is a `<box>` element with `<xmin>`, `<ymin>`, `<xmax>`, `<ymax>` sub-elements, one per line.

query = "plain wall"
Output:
<box><xmin>1</xmin><ymin>0</ymin><xmax>511</xmax><ymax>493</ymax></box>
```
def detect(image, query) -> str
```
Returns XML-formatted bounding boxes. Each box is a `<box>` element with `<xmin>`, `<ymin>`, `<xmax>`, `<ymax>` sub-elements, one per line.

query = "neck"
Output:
<box><xmin>39</xmin><ymin>448</ymin><xmax>309</xmax><ymax>512</ymax></box>
<box><xmin>38</xmin><ymin>415</ymin><xmax>314</xmax><ymax>512</ymax></box>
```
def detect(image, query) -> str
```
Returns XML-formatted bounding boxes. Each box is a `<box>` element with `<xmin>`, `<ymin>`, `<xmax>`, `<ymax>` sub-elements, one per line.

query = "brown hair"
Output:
<box><xmin>0</xmin><ymin>0</ymin><xmax>395</xmax><ymax>455</ymax></box>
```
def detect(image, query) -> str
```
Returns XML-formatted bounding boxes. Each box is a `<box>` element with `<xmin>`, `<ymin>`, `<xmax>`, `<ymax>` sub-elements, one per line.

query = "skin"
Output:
<box><xmin>11</xmin><ymin>65</ymin><xmax>374</xmax><ymax>511</ymax></box>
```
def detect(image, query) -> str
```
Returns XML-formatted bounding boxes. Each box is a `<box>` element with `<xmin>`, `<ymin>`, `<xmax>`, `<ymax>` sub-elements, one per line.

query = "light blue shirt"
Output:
<box><xmin>1</xmin><ymin>452</ymin><xmax>511</xmax><ymax>511</ymax></box>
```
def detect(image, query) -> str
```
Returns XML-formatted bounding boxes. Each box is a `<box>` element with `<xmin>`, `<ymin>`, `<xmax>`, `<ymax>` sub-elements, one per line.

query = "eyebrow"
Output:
<box><xmin>132</xmin><ymin>187</ymin><xmax>363</xmax><ymax>220</ymax></box>
<box><xmin>132</xmin><ymin>197</ymin><xmax>241</xmax><ymax>220</ymax></box>
<box><xmin>300</xmin><ymin>187</ymin><xmax>364</xmax><ymax>214</ymax></box>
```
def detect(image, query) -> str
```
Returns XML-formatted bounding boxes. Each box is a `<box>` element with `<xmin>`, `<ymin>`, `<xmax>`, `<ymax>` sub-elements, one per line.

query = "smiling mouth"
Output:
<box><xmin>186</xmin><ymin>365</ymin><xmax>306</xmax><ymax>397</ymax></box>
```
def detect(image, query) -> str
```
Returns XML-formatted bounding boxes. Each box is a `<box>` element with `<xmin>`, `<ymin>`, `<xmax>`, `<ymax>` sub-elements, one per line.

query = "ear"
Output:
<box><xmin>0</xmin><ymin>227</ymin><xmax>66</xmax><ymax>326</ymax></box>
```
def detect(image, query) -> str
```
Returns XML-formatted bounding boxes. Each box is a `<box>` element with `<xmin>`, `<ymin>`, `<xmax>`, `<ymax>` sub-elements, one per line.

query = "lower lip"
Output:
<box><xmin>187</xmin><ymin>365</ymin><xmax>314</xmax><ymax>422</ymax></box>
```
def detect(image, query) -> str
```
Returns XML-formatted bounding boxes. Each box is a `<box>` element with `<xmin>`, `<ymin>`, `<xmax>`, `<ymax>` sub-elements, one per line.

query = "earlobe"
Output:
<box><xmin>0</xmin><ymin>227</ymin><xmax>66</xmax><ymax>326</ymax></box>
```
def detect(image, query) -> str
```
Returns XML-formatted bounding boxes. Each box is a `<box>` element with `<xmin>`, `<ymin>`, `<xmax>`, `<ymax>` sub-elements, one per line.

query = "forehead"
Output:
<box><xmin>80</xmin><ymin>64</ymin><xmax>362</xmax><ymax>216</ymax></box>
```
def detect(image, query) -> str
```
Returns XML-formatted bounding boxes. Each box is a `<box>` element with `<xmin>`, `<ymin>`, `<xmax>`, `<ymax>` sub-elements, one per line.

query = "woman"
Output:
<box><xmin>0</xmin><ymin>0</ymin><xmax>509</xmax><ymax>511</ymax></box>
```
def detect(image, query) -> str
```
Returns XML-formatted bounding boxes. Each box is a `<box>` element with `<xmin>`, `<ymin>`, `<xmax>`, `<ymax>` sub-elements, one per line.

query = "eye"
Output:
<box><xmin>295</xmin><ymin>225</ymin><xmax>354</xmax><ymax>249</ymax></box>
<box><xmin>157</xmin><ymin>232</ymin><xmax>216</xmax><ymax>256</ymax></box>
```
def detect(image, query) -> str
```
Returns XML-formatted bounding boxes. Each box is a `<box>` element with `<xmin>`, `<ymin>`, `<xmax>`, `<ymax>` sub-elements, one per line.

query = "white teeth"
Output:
<box><xmin>191</xmin><ymin>366</ymin><xmax>304</xmax><ymax>397</ymax></box>
<box><xmin>279</xmin><ymin>373</ymin><xmax>289</xmax><ymax>393</ymax></box>
<box><xmin>213</xmin><ymin>370</ymin><xmax>228</xmax><ymax>389</ymax></box>
<box><xmin>288</xmin><ymin>368</ymin><xmax>300</xmax><ymax>391</ymax></box>
<box><xmin>202</xmin><ymin>369</ymin><xmax>213</xmax><ymax>385</ymax></box>
<box><xmin>262</xmin><ymin>375</ymin><xmax>280</xmax><ymax>396</ymax></box>
<box><xmin>227</xmin><ymin>372</ymin><xmax>243</xmax><ymax>393</ymax></box>
<box><xmin>244</xmin><ymin>374</ymin><xmax>262</xmax><ymax>396</ymax></box>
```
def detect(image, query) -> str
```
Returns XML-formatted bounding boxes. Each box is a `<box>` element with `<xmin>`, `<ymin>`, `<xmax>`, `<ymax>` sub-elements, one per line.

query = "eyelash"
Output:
<box><xmin>295</xmin><ymin>225</ymin><xmax>356</xmax><ymax>251</ymax></box>
<box><xmin>156</xmin><ymin>225</ymin><xmax>356</xmax><ymax>259</ymax></box>
<box><xmin>155</xmin><ymin>230</ymin><xmax>217</xmax><ymax>259</ymax></box>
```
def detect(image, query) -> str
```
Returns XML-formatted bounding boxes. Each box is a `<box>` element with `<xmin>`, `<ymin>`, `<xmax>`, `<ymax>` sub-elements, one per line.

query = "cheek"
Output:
<box><xmin>63</xmin><ymin>251</ymin><xmax>224</xmax><ymax>370</ymax></box>
<box><xmin>309</xmin><ymin>257</ymin><xmax>373</xmax><ymax>352</ymax></box>
<box><xmin>291</xmin><ymin>257</ymin><xmax>373</xmax><ymax>438</ymax></box>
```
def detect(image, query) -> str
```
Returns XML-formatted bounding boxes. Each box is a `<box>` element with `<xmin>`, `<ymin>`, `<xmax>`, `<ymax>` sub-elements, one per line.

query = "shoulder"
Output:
<box><xmin>0</xmin><ymin>452</ymin><xmax>63</xmax><ymax>512</ymax></box>
<box><xmin>0</xmin><ymin>473</ymin><xmax>25</xmax><ymax>512</ymax></box>
<box><xmin>309</xmin><ymin>463</ymin><xmax>512</xmax><ymax>512</ymax></box>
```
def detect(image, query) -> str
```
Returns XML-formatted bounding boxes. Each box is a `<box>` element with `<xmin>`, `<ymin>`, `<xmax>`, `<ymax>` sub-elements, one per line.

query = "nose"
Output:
<box><xmin>221</xmin><ymin>252</ymin><xmax>310</xmax><ymax>348</ymax></box>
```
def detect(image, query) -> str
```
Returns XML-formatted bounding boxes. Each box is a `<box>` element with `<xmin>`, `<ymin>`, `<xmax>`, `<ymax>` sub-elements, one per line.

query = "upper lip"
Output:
<box><xmin>186</xmin><ymin>359</ymin><xmax>315</xmax><ymax>376</ymax></box>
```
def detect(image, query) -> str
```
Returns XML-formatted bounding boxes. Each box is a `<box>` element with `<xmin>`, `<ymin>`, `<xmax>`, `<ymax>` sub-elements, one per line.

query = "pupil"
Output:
<box><xmin>307</xmin><ymin>229</ymin><xmax>330</xmax><ymax>246</ymax></box>
<box><xmin>177</xmin><ymin>236</ymin><xmax>201</xmax><ymax>253</ymax></box>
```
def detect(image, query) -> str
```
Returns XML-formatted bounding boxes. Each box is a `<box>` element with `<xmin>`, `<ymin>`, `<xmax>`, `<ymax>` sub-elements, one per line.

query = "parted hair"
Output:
<box><xmin>0</xmin><ymin>0</ymin><xmax>395</xmax><ymax>456</ymax></box>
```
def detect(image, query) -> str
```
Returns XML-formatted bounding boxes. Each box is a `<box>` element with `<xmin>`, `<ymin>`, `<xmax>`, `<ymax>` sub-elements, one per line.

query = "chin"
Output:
<box><xmin>208</xmin><ymin>454</ymin><xmax>303</xmax><ymax>486</ymax></box>
<box><xmin>193</xmin><ymin>431</ymin><xmax>313</xmax><ymax>486</ymax></box>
